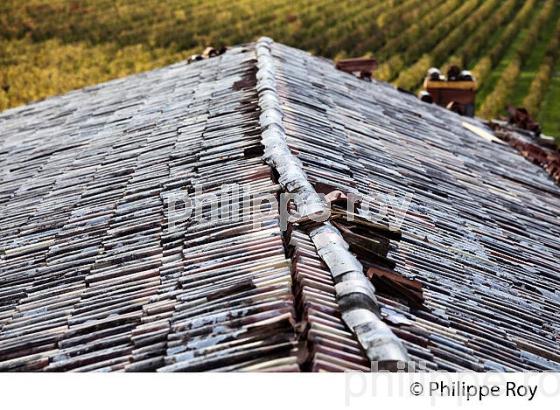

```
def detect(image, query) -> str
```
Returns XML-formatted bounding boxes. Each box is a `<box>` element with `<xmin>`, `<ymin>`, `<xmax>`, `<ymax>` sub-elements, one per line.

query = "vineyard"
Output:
<box><xmin>0</xmin><ymin>0</ymin><xmax>559</xmax><ymax>136</ymax></box>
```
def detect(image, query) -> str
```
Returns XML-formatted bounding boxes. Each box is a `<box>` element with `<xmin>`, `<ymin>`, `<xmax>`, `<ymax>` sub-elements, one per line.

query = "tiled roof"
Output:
<box><xmin>0</xmin><ymin>39</ymin><xmax>559</xmax><ymax>372</ymax></box>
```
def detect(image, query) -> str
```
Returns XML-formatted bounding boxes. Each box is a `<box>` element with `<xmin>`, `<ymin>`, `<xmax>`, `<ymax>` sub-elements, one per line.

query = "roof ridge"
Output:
<box><xmin>255</xmin><ymin>37</ymin><xmax>409</xmax><ymax>369</ymax></box>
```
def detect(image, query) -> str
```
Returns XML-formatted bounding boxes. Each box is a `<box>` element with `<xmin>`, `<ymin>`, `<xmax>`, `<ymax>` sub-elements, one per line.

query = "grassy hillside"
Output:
<box><xmin>0</xmin><ymin>0</ymin><xmax>558</xmax><ymax>136</ymax></box>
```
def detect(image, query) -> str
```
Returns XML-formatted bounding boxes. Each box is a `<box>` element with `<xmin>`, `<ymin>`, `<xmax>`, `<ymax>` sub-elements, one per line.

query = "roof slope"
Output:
<box><xmin>0</xmin><ymin>39</ymin><xmax>559</xmax><ymax>372</ymax></box>
<box><xmin>268</xmin><ymin>41</ymin><xmax>560</xmax><ymax>371</ymax></box>
<box><xmin>0</xmin><ymin>45</ymin><xmax>305</xmax><ymax>371</ymax></box>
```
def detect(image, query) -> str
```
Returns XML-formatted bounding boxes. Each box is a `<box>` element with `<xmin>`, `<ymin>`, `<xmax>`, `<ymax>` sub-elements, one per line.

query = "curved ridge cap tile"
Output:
<box><xmin>254</xmin><ymin>37</ymin><xmax>410</xmax><ymax>369</ymax></box>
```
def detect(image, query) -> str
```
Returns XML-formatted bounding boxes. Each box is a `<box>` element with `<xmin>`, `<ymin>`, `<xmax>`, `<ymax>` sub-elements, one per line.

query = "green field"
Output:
<box><xmin>0</xmin><ymin>0</ymin><xmax>558</xmax><ymax>136</ymax></box>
